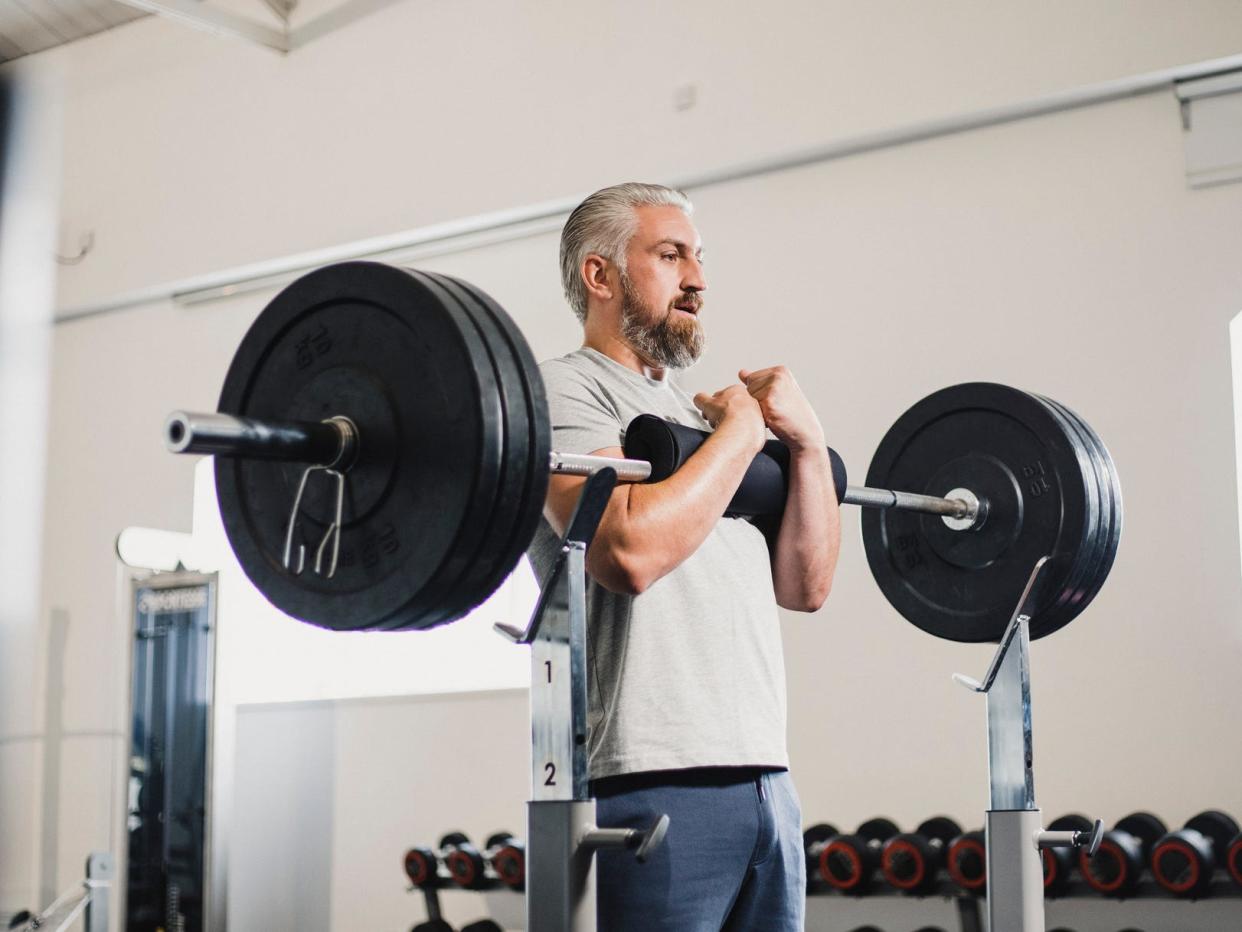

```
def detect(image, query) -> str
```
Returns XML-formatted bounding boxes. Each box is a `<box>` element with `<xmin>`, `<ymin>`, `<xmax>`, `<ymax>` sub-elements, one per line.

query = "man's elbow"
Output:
<box><xmin>779</xmin><ymin>579</ymin><xmax>832</xmax><ymax>613</ymax></box>
<box><xmin>588</xmin><ymin>547</ymin><xmax>659</xmax><ymax>596</ymax></box>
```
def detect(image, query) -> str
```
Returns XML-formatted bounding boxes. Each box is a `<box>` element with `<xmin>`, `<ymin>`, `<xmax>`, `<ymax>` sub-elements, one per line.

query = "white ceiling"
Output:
<box><xmin>0</xmin><ymin>0</ymin><xmax>146</xmax><ymax>62</ymax></box>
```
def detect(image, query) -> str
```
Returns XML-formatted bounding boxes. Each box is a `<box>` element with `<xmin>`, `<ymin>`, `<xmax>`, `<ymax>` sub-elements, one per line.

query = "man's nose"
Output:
<box><xmin>683</xmin><ymin>258</ymin><xmax>707</xmax><ymax>293</ymax></box>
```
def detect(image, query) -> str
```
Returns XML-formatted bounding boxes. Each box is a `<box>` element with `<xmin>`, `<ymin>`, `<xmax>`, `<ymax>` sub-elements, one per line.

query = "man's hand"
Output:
<box><xmin>692</xmin><ymin>384</ymin><xmax>767</xmax><ymax>452</ymax></box>
<box><xmin>738</xmin><ymin>366</ymin><xmax>825</xmax><ymax>453</ymax></box>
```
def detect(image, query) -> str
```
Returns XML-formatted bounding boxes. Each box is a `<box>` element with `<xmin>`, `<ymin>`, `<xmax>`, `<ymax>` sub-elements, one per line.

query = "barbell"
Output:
<box><xmin>162</xmin><ymin>261</ymin><xmax>1122</xmax><ymax>642</ymax></box>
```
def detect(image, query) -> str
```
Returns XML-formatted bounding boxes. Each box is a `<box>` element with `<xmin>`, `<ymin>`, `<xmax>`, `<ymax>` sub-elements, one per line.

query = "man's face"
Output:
<box><xmin>617</xmin><ymin>205</ymin><xmax>707</xmax><ymax>369</ymax></box>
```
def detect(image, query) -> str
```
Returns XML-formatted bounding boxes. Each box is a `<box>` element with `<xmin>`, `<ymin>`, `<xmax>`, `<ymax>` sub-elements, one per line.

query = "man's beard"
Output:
<box><xmin>619</xmin><ymin>274</ymin><xmax>705</xmax><ymax>370</ymax></box>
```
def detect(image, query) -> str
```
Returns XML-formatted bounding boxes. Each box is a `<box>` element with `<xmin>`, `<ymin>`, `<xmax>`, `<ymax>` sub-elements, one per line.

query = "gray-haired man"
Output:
<box><xmin>528</xmin><ymin>182</ymin><xmax>840</xmax><ymax>930</ymax></box>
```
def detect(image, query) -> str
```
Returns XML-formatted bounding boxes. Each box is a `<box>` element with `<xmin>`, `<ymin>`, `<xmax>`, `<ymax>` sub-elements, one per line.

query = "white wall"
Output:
<box><xmin>229</xmin><ymin>692</ymin><xmax>530</xmax><ymax>932</ymax></box>
<box><xmin>5</xmin><ymin>0</ymin><xmax>1242</xmax><ymax>926</ymax></box>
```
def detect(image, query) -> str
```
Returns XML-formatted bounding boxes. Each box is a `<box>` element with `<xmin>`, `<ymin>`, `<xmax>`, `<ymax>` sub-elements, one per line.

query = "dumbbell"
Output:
<box><xmin>489</xmin><ymin>834</ymin><xmax>526</xmax><ymax>892</ymax></box>
<box><xmin>445</xmin><ymin>831</ymin><xmax>516</xmax><ymax>890</ymax></box>
<box><xmin>881</xmin><ymin>816</ymin><xmax>963</xmax><ymax>895</ymax></box>
<box><xmin>460</xmin><ymin>922</ymin><xmax>503</xmax><ymax>932</ymax></box>
<box><xmin>810</xmin><ymin>818</ymin><xmax>900</xmax><ymax>894</ymax></box>
<box><xmin>1079</xmin><ymin>812</ymin><xmax>1166</xmax><ymax>897</ymax></box>
<box><xmin>1042</xmin><ymin>814</ymin><xmax>1092</xmax><ymax>897</ymax></box>
<box><xmin>946</xmin><ymin>828</ymin><xmax>986</xmax><ymax>895</ymax></box>
<box><xmin>404</xmin><ymin>845</ymin><xmax>443</xmax><ymax>889</ymax></box>
<box><xmin>802</xmin><ymin>823</ymin><xmax>839</xmax><ymax>888</ymax></box>
<box><xmin>1150</xmin><ymin>810</ymin><xmax>1240</xmax><ymax>897</ymax></box>
<box><xmin>1229</xmin><ymin>829</ymin><xmax>1242</xmax><ymax>889</ymax></box>
<box><xmin>411</xmin><ymin>921</ymin><xmax>453</xmax><ymax>932</ymax></box>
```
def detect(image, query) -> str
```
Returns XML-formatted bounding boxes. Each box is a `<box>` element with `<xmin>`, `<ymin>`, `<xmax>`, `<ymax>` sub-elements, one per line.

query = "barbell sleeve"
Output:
<box><xmin>164</xmin><ymin>410</ymin><xmax>357</xmax><ymax>469</ymax></box>
<box><xmin>842</xmin><ymin>485</ymin><xmax>975</xmax><ymax>520</ymax></box>
<box><xmin>550</xmin><ymin>451</ymin><xmax>653</xmax><ymax>482</ymax></box>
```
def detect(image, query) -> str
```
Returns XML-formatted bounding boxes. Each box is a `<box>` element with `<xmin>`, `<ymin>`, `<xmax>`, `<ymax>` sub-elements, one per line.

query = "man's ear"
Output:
<box><xmin>581</xmin><ymin>254</ymin><xmax>615</xmax><ymax>304</ymax></box>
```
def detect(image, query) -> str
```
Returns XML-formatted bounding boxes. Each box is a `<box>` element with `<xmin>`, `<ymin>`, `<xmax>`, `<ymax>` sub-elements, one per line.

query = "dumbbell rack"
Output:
<box><xmin>495</xmin><ymin>469</ymin><xmax>667</xmax><ymax>932</ymax></box>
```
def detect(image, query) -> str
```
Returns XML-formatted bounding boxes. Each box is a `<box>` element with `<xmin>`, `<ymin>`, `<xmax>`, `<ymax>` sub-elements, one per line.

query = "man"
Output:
<box><xmin>528</xmin><ymin>182</ymin><xmax>840</xmax><ymax>931</ymax></box>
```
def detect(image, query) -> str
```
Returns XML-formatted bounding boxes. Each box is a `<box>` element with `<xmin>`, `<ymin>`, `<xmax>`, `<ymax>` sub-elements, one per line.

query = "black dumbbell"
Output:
<box><xmin>447</xmin><ymin>831</ymin><xmax>521</xmax><ymax>891</ymax></box>
<box><xmin>489</xmin><ymin>833</ymin><xmax>526</xmax><ymax>892</ymax></box>
<box><xmin>946</xmin><ymin>828</ymin><xmax>986</xmax><ymax>895</ymax></box>
<box><xmin>1043</xmin><ymin>814</ymin><xmax>1092</xmax><ymax>898</ymax></box>
<box><xmin>411</xmin><ymin>921</ymin><xmax>453</xmax><ymax>932</ymax></box>
<box><xmin>442</xmin><ymin>831</ymin><xmax>492</xmax><ymax>890</ymax></box>
<box><xmin>1079</xmin><ymin>812</ymin><xmax>1166</xmax><ymax>897</ymax></box>
<box><xmin>881</xmin><ymin>816</ymin><xmax>963</xmax><ymax>895</ymax></box>
<box><xmin>1229</xmin><ymin>829</ymin><xmax>1242</xmax><ymax>890</ymax></box>
<box><xmin>404</xmin><ymin>846</ymin><xmax>442</xmax><ymax>889</ymax></box>
<box><xmin>801</xmin><ymin>823</ymin><xmax>838</xmax><ymax>887</ymax></box>
<box><xmin>811</xmin><ymin>818</ymin><xmax>899</xmax><ymax>894</ymax></box>
<box><xmin>1150</xmin><ymin>810</ymin><xmax>1240</xmax><ymax>897</ymax></box>
<box><xmin>460</xmin><ymin>922</ymin><xmax>503</xmax><ymax>932</ymax></box>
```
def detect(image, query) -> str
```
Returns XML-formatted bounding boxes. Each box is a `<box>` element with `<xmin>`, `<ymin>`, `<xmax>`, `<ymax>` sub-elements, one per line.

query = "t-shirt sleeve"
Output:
<box><xmin>540</xmin><ymin>360</ymin><xmax>625</xmax><ymax>455</ymax></box>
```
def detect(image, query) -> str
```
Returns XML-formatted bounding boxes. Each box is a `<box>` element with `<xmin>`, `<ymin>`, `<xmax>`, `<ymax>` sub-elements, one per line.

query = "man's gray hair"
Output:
<box><xmin>559</xmin><ymin>182</ymin><xmax>693</xmax><ymax>323</ymax></box>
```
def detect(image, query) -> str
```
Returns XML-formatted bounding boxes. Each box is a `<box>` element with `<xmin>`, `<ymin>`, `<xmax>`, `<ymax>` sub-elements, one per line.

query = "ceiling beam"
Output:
<box><xmin>111</xmin><ymin>0</ymin><xmax>288</xmax><ymax>52</ymax></box>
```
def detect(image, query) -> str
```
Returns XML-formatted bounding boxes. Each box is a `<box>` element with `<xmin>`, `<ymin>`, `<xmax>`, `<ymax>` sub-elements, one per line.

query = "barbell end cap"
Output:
<box><xmin>164</xmin><ymin>411</ymin><xmax>194</xmax><ymax>454</ymax></box>
<box><xmin>952</xmin><ymin>672</ymin><xmax>984</xmax><ymax>693</ymax></box>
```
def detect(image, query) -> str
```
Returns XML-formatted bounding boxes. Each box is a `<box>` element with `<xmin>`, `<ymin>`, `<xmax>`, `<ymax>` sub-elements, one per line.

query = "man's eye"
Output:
<box><xmin>661</xmin><ymin>254</ymin><xmax>677</xmax><ymax>261</ymax></box>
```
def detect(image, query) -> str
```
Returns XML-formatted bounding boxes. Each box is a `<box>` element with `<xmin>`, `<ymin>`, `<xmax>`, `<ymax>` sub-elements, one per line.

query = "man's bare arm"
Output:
<box><xmin>739</xmin><ymin>366</ymin><xmax>839</xmax><ymax>612</ymax></box>
<box><xmin>544</xmin><ymin>387</ymin><xmax>765</xmax><ymax>595</ymax></box>
<box><xmin>770</xmin><ymin>447</ymin><xmax>840</xmax><ymax>611</ymax></box>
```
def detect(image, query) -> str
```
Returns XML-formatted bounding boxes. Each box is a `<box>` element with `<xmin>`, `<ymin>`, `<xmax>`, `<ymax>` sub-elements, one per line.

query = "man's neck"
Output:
<box><xmin>581</xmin><ymin>331</ymin><xmax>669</xmax><ymax>382</ymax></box>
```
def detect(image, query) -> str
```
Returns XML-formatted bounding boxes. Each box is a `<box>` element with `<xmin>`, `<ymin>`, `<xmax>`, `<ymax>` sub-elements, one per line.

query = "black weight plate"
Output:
<box><xmin>1186</xmin><ymin>810</ymin><xmax>1240</xmax><ymax>853</ymax></box>
<box><xmin>446</xmin><ymin>274</ymin><xmax>551</xmax><ymax>584</ymax></box>
<box><xmin>1025</xmin><ymin>394</ymin><xmax>1103</xmax><ymax>638</ymax></box>
<box><xmin>1048</xmin><ymin>814</ymin><xmax>1094</xmax><ymax>834</ymax></box>
<box><xmin>916</xmin><ymin>816</ymin><xmax>963</xmax><ymax>845</ymax></box>
<box><xmin>424</xmin><ymin>272</ymin><xmax>550</xmax><ymax>612</ymax></box>
<box><xmin>438</xmin><ymin>831</ymin><xmax>471</xmax><ymax>849</ymax></box>
<box><xmin>215</xmin><ymin>261</ymin><xmax>504</xmax><ymax>632</ymax></box>
<box><xmin>1047</xmin><ymin>397</ymin><xmax>1122</xmax><ymax>622</ymax></box>
<box><xmin>1032</xmin><ymin>394</ymin><xmax>1114</xmax><ymax>637</ymax></box>
<box><xmin>803</xmin><ymin>823</ymin><xmax>839</xmax><ymax>850</ymax></box>
<box><xmin>857</xmin><ymin>818</ymin><xmax>900</xmax><ymax>843</ymax></box>
<box><xmin>342</xmin><ymin>266</ymin><xmax>507</xmax><ymax>632</ymax></box>
<box><xmin>484</xmin><ymin>831</ymin><xmax>515</xmax><ymax>851</ymax></box>
<box><xmin>395</xmin><ymin>270</ymin><xmax>520</xmax><ymax>629</ymax></box>
<box><xmin>1115</xmin><ymin>812</ymin><xmax>1167</xmax><ymax>852</ymax></box>
<box><xmin>862</xmin><ymin>383</ymin><xmax>1092</xmax><ymax>642</ymax></box>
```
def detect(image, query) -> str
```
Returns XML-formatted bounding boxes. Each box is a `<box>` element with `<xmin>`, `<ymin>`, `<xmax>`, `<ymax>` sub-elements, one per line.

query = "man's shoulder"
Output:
<box><xmin>539</xmin><ymin>350</ymin><xmax>610</xmax><ymax>395</ymax></box>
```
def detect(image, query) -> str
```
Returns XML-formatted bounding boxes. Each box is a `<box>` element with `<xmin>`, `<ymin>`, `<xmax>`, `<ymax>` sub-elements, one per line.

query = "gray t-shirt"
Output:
<box><xmin>527</xmin><ymin>348</ymin><xmax>789</xmax><ymax>780</ymax></box>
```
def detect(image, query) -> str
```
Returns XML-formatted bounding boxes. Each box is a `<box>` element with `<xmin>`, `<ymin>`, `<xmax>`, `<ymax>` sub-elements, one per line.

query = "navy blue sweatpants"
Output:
<box><xmin>593</xmin><ymin>768</ymin><xmax>805</xmax><ymax>932</ymax></box>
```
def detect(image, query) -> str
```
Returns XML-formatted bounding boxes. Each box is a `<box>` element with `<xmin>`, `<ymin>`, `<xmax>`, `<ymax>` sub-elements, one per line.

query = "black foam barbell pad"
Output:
<box><xmin>623</xmin><ymin>415</ymin><xmax>847</xmax><ymax>516</ymax></box>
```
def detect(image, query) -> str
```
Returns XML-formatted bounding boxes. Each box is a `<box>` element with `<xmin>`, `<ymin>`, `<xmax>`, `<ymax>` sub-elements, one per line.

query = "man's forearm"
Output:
<box><xmin>771</xmin><ymin>446</ymin><xmax>840</xmax><ymax>611</ymax></box>
<box><xmin>589</xmin><ymin>419</ymin><xmax>762</xmax><ymax>592</ymax></box>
